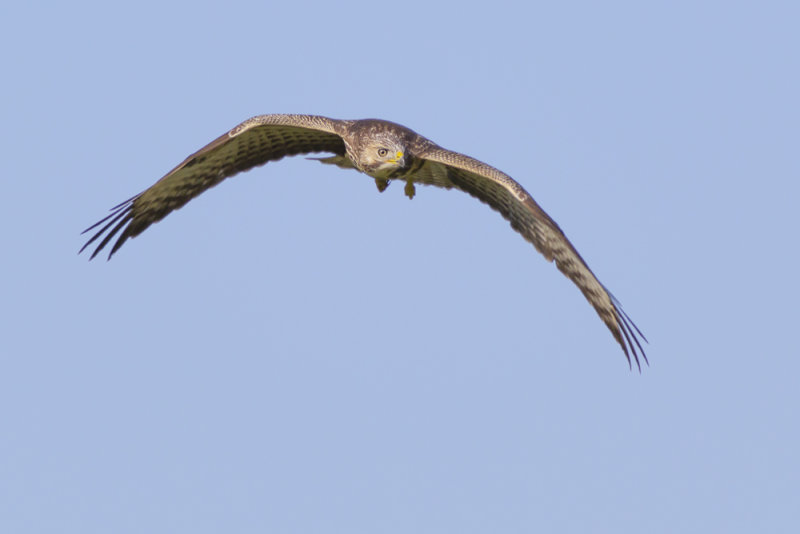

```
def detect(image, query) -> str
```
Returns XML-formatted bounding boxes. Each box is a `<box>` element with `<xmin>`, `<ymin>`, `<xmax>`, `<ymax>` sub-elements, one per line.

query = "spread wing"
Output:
<box><xmin>81</xmin><ymin>114</ymin><xmax>347</xmax><ymax>259</ymax></box>
<box><xmin>416</xmin><ymin>146</ymin><xmax>648</xmax><ymax>369</ymax></box>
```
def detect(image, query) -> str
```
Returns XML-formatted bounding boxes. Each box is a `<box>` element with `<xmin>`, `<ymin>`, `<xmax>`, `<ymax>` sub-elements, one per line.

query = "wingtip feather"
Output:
<box><xmin>80</xmin><ymin>201</ymin><xmax>135</xmax><ymax>260</ymax></box>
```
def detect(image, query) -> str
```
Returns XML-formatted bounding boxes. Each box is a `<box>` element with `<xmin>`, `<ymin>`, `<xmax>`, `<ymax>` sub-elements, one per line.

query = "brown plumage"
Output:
<box><xmin>81</xmin><ymin>114</ymin><xmax>648</xmax><ymax>369</ymax></box>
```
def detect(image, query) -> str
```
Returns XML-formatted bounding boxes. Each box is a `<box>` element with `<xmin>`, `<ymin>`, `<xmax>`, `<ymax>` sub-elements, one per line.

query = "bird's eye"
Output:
<box><xmin>377</xmin><ymin>148</ymin><xmax>389</xmax><ymax>157</ymax></box>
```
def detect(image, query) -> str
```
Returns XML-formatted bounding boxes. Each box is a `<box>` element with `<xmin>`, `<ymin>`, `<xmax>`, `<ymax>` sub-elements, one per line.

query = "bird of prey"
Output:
<box><xmin>81</xmin><ymin>114</ymin><xmax>647</xmax><ymax>368</ymax></box>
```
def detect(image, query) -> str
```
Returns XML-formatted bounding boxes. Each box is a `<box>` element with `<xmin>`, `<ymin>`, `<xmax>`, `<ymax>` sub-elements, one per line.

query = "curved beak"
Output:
<box><xmin>387</xmin><ymin>150</ymin><xmax>404</xmax><ymax>165</ymax></box>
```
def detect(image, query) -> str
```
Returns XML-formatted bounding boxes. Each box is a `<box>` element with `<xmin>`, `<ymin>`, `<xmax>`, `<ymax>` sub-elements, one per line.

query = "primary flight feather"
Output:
<box><xmin>81</xmin><ymin>114</ymin><xmax>648</xmax><ymax>369</ymax></box>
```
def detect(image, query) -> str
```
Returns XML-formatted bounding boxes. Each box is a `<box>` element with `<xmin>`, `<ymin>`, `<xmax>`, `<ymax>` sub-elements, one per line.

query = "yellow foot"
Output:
<box><xmin>404</xmin><ymin>181</ymin><xmax>416</xmax><ymax>199</ymax></box>
<box><xmin>374</xmin><ymin>178</ymin><xmax>390</xmax><ymax>193</ymax></box>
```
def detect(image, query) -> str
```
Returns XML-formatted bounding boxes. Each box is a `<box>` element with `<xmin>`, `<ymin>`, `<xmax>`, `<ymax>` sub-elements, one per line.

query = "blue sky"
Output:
<box><xmin>2</xmin><ymin>1</ymin><xmax>798</xmax><ymax>532</ymax></box>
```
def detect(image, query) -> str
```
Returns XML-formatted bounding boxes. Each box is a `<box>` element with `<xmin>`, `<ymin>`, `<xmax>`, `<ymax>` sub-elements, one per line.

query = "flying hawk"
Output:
<box><xmin>81</xmin><ymin>114</ymin><xmax>647</xmax><ymax>369</ymax></box>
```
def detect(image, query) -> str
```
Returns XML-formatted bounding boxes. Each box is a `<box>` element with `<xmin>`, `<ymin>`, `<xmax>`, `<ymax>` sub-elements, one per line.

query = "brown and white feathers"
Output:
<box><xmin>81</xmin><ymin>114</ymin><xmax>648</xmax><ymax>368</ymax></box>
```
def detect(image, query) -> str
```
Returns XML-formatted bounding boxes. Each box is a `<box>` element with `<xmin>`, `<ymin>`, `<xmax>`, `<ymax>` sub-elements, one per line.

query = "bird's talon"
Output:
<box><xmin>375</xmin><ymin>178</ymin><xmax>390</xmax><ymax>193</ymax></box>
<box><xmin>404</xmin><ymin>181</ymin><xmax>416</xmax><ymax>199</ymax></box>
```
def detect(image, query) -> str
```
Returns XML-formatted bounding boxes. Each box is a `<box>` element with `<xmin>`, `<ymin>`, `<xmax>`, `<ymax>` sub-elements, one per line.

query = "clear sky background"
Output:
<box><xmin>2</xmin><ymin>1</ymin><xmax>798</xmax><ymax>532</ymax></box>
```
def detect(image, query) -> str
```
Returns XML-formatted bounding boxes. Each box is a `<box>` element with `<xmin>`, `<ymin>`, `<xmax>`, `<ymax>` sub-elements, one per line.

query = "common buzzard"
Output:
<box><xmin>81</xmin><ymin>114</ymin><xmax>648</xmax><ymax>368</ymax></box>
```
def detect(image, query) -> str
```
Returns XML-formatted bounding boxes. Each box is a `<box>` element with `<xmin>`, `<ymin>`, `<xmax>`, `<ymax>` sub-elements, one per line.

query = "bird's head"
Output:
<box><xmin>355</xmin><ymin>137</ymin><xmax>408</xmax><ymax>178</ymax></box>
